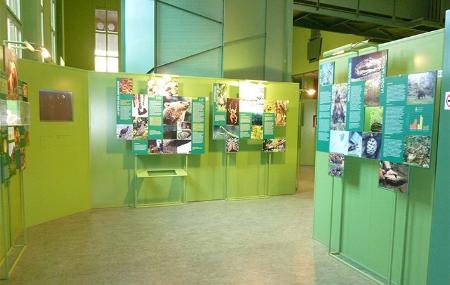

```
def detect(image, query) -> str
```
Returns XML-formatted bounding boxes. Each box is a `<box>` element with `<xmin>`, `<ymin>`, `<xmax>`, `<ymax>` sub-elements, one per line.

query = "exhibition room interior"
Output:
<box><xmin>0</xmin><ymin>0</ymin><xmax>449</xmax><ymax>284</ymax></box>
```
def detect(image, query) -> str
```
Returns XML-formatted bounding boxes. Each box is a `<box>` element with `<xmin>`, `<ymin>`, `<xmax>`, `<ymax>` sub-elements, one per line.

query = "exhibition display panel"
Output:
<box><xmin>313</xmin><ymin>30</ymin><xmax>443</xmax><ymax>285</ymax></box>
<box><xmin>0</xmin><ymin>46</ymin><xmax>31</xmax><ymax>279</ymax></box>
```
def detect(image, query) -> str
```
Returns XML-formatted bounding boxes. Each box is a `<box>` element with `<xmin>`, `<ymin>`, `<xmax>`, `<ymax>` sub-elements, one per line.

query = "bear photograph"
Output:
<box><xmin>162</xmin><ymin>96</ymin><xmax>192</xmax><ymax>126</ymax></box>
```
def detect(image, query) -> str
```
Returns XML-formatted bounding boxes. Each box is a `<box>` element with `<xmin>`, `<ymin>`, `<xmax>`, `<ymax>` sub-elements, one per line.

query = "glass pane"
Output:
<box><xmin>107</xmin><ymin>10</ymin><xmax>118</xmax><ymax>33</ymax></box>
<box><xmin>107</xmin><ymin>57</ymin><xmax>119</xmax><ymax>72</ymax></box>
<box><xmin>95</xmin><ymin>33</ymin><xmax>107</xmax><ymax>56</ymax></box>
<box><xmin>51</xmin><ymin>0</ymin><xmax>56</xmax><ymax>29</ymax></box>
<box><xmin>107</xmin><ymin>34</ymin><xmax>118</xmax><ymax>57</ymax></box>
<box><xmin>95</xmin><ymin>9</ymin><xmax>106</xmax><ymax>31</ymax></box>
<box><xmin>7</xmin><ymin>17</ymin><xmax>22</xmax><ymax>58</ymax></box>
<box><xmin>52</xmin><ymin>32</ymin><xmax>56</xmax><ymax>62</ymax></box>
<box><xmin>7</xmin><ymin>0</ymin><xmax>20</xmax><ymax>19</ymax></box>
<box><xmin>95</xmin><ymin>56</ymin><xmax>107</xmax><ymax>72</ymax></box>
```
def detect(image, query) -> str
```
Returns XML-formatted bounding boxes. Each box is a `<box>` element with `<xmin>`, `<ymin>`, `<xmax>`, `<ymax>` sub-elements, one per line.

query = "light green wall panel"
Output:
<box><xmin>157</xmin><ymin>48</ymin><xmax>222</xmax><ymax>78</ymax></box>
<box><xmin>162</xmin><ymin>0</ymin><xmax>223</xmax><ymax>21</ymax></box>
<box><xmin>313</xmin><ymin>30</ymin><xmax>444</xmax><ymax>285</ymax></box>
<box><xmin>19</xmin><ymin>60</ymin><xmax>91</xmax><ymax>227</ymax></box>
<box><xmin>300</xmin><ymin>100</ymin><xmax>316</xmax><ymax>166</ymax></box>
<box><xmin>224</xmin><ymin>37</ymin><xmax>265</xmax><ymax>80</ymax></box>
<box><xmin>156</xmin><ymin>3</ymin><xmax>222</xmax><ymax>66</ymax></box>
<box><xmin>224</xmin><ymin>0</ymin><xmax>265</xmax><ymax>43</ymax></box>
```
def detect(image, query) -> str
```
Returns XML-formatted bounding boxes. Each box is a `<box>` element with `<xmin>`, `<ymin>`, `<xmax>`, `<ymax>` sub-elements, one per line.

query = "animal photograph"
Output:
<box><xmin>328</xmin><ymin>152</ymin><xmax>344</xmax><ymax>177</ymax></box>
<box><xmin>147</xmin><ymin>77</ymin><xmax>179</xmax><ymax>97</ymax></box>
<box><xmin>362</xmin><ymin>132</ymin><xmax>382</xmax><ymax>159</ymax></box>
<box><xmin>162</xmin><ymin>96</ymin><xmax>192</xmax><ymax>125</ymax></box>
<box><xmin>213</xmin><ymin>83</ymin><xmax>228</xmax><ymax>112</ymax></box>
<box><xmin>162</xmin><ymin>139</ymin><xmax>191</xmax><ymax>154</ymax></box>
<box><xmin>132</xmin><ymin>94</ymin><xmax>149</xmax><ymax>117</ymax></box>
<box><xmin>226</xmin><ymin>98</ymin><xmax>239</xmax><ymax>125</ymax></box>
<box><xmin>262</xmin><ymin>138</ymin><xmax>286</xmax><ymax>152</ymax></box>
<box><xmin>331</xmin><ymin>83</ymin><xmax>347</xmax><ymax>131</ymax></box>
<box><xmin>132</xmin><ymin>117</ymin><xmax>148</xmax><ymax>140</ymax></box>
<box><xmin>364</xmin><ymin>106</ymin><xmax>383</xmax><ymax>133</ymax></box>
<box><xmin>407</xmin><ymin>71</ymin><xmax>436</xmax><ymax>105</ymax></box>
<box><xmin>163</xmin><ymin>125</ymin><xmax>177</xmax><ymax>139</ymax></box>
<box><xmin>348</xmin><ymin>131</ymin><xmax>362</xmax><ymax>157</ymax></box>
<box><xmin>329</xmin><ymin>130</ymin><xmax>349</xmax><ymax>155</ymax></box>
<box><xmin>319</xmin><ymin>62</ymin><xmax>335</xmax><ymax>86</ymax></box>
<box><xmin>250</xmin><ymin>125</ymin><xmax>263</xmax><ymax>140</ymax></box>
<box><xmin>379</xmin><ymin>161</ymin><xmax>409</xmax><ymax>193</ymax></box>
<box><xmin>225</xmin><ymin>136</ymin><xmax>239</xmax><ymax>153</ymax></box>
<box><xmin>5</xmin><ymin>48</ymin><xmax>18</xmax><ymax>100</ymax></box>
<box><xmin>403</xmin><ymin>135</ymin><xmax>431</xmax><ymax>168</ymax></box>
<box><xmin>177</xmin><ymin>122</ymin><xmax>192</xmax><ymax>140</ymax></box>
<box><xmin>148</xmin><ymin>140</ymin><xmax>163</xmax><ymax>154</ymax></box>
<box><xmin>116</xmin><ymin>124</ymin><xmax>132</xmax><ymax>140</ymax></box>
<box><xmin>119</xmin><ymin>78</ymin><xmax>133</xmax><ymax>94</ymax></box>
<box><xmin>275</xmin><ymin>100</ymin><xmax>288</xmax><ymax>126</ymax></box>
<box><xmin>350</xmin><ymin>50</ymin><xmax>387</xmax><ymax>107</ymax></box>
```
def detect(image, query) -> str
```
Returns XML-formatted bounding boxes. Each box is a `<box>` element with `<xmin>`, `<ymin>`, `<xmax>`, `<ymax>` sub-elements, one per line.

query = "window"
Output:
<box><xmin>51</xmin><ymin>0</ymin><xmax>57</xmax><ymax>62</ymax></box>
<box><xmin>40</xmin><ymin>0</ymin><xmax>45</xmax><ymax>61</ymax></box>
<box><xmin>6</xmin><ymin>0</ymin><xmax>22</xmax><ymax>58</ymax></box>
<box><xmin>95</xmin><ymin>9</ymin><xmax>119</xmax><ymax>72</ymax></box>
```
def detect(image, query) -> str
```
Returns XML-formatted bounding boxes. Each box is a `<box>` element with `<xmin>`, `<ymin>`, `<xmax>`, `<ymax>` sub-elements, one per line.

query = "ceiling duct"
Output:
<box><xmin>293</xmin><ymin>0</ymin><xmax>447</xmax><ymax>41</ymax></box>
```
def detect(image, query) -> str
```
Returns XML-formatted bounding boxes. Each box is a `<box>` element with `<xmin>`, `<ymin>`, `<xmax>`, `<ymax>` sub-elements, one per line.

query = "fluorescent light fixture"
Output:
<box><xmin>322</xmin><ymin>40</ymin><xmax>377</xmax><ymax>58</ymax></box>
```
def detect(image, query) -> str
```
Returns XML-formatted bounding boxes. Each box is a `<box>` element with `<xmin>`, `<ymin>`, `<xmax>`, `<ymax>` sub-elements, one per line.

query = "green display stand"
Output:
<box><xmin>133</xmin><ymin>155</ymin><xmax>188</xmax><ymax>208</ymax></box>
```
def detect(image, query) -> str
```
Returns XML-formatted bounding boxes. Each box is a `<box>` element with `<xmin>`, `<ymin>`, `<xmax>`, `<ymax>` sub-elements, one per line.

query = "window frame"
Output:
<box><xmin>95</xmin><ymin>8</ymin><xmax>119</xmax><ymax>72</ymax></box>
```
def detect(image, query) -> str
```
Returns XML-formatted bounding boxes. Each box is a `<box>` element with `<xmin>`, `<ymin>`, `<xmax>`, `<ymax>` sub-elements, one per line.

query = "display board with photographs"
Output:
<box><xmin>0</xmin><ymin>47</ymin><xmax>30</xmax><ymax>182</ymax></box>
<box><xmin>211</xmin><ymin>82</ymin><xmax>288</xmax><ymax>153</ymax></box>
<box><xmin>317</xmin><ymin>49</ymin><xmax>435</xmax><ymax>191</ymax></box>
<box><xmin>380</xmin><ymin>71</ymin><xmax>436</xmax><ymax>168</ymax></box>
<box><xmin>116</xmin><ymin>77</ymin><xmax>206</xmax><ymax>155</ymax></box>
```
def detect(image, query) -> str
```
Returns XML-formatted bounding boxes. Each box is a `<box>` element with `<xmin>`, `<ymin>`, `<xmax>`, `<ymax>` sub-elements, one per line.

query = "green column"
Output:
<box><xmin>427</xmin><ymin>10</ymin><xmax>450</xmax><ymax>285</ymax></box>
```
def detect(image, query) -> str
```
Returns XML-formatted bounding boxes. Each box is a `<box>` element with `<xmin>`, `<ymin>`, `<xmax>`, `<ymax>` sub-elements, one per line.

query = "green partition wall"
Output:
<box><xmin>313</xmin><ymin>29</ymin><xmax>444</xmax><ymax>285</ymax></box>
<box><xmin>19</xmin><ymin>60</ymin><xmax>91</xmax><ymax>227</ymax></box>
<box><xmin>89</xmin><ymin>73</ymin><xmax>299</xmax><ymax>207</ymax></box>
<box><xmin>11</xmin><ymin>59</ymin><xmax>299</xmax><ymax>225</ymax></box>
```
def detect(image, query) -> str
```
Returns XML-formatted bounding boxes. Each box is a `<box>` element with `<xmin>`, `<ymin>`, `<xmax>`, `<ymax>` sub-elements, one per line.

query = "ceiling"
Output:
<box><xmin>293</xmin><ymin>1</ymin><xmax>445</xmax><ymax>42</ymax></box>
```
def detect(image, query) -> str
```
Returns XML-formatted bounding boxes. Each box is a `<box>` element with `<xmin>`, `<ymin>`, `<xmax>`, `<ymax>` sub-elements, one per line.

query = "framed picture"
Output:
<box><xmin>39</xmin><ymin>89</ymin><xmax>73</xmax><ymax>121</ymax></box>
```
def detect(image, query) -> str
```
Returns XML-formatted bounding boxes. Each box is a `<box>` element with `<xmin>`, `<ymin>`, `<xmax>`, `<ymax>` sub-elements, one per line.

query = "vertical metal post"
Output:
<box><xmin>133</xmin><ymin>155</ymin><xmax>137</xmax><ymax>208</ymax></box>
<box><xmin>0</xmin><ymin>183</ymin><xmax>9</xmax><ymax>279</ymax></box>
<box><xmin>265</xmin><ymin>153</ymin><xmax>271</xmax><ymax>196</ymax></box>
<box><xmin>387</xmin><ymin>191</ymin><xmax>399</xmax><ymax>285</ymax></box>
<box><xmin>183</xmin><ymin>155</ymin><xmax>188</xmax><ymax>203</ymax></box>
<box><xmin>19</xmin><ymin>170</ymin><xmax>26</xmax><ymax>245</ymax></box>
<box><xmin>220</xmin><ymin>0</ymin><xmax>225</xmax><ymax>78</ymax></box>
<box><xmin>328</xmin><ymin>177</ymin><xmax>337</xmax><ymax>254</ymax></box>
<box><xmin>224</xmin><ymin>153</ymin><xmax>229</xmax><ymax>200</ymax></box>
<box><xmin>399</xmin><ymin>194</ymin><xmax>411</xmax><ymax>285</ymax></box>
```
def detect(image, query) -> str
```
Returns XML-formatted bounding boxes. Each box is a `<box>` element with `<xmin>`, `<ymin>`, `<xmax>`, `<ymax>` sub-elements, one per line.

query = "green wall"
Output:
<box><xmin>313</xmin><ymin>30</ymin><xmax>444</xmax><ymax>285</ymax></box>
<box><xmin>292</xmin><ymin>27</ymin><xmax>366</xmax><ymax>75</ymax></box>
<box><xmin>18</xmin><ymin>60</ymin><xmax>91</xmax><ymax>227</ymax></box>
<box><xmin>224</xmin><ymin>0</ymin><xmax>292</xmax><ymax>81</ymax></box>
<box><xmin>299</xmin><ymin>100</ymin><xmax>316</xmax><ymax>166</ymax></box>
<box><xmin>89</xmin><ymin>73</ymin><xmax>299</xmax><ymax>207</ymax></box>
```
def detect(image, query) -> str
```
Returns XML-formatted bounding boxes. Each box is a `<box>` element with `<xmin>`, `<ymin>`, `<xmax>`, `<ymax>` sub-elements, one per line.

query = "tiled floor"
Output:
<box><xmin>2</xmin><ymin>174</ymin><xmax>376</xmax><ymax>284</ymax></box>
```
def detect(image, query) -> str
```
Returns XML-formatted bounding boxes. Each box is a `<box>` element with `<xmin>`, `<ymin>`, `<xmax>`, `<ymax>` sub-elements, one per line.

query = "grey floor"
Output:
<box><xmin>2</xmin><ymin>166</ymin><xmax>376</xmax><ymax>285</ymax></box>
